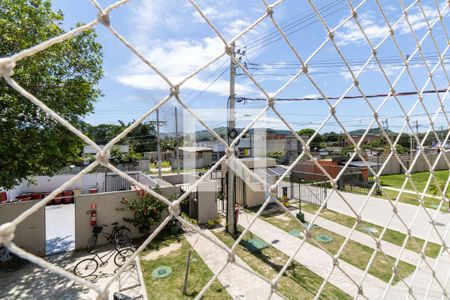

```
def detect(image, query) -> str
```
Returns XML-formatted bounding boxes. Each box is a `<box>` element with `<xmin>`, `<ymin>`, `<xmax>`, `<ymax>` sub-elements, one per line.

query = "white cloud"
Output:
<box><xmin>117</xmin><ymin>73</ymin><xmax>256</xmax><ymax>96</ymax></box>
<box><xmin>116</xmin><ymin>0</ymin><xmax>261</xmax><ymax>96</ymax></box>
<box><xmin>224</xmin><ymin>19</ymin><xmax>252</xmax><ymax>36</ymax></box>
<box><xmin>335</xmin><ymin>5</ymin><xmax>441</xmax><ymax>46</ymax></box>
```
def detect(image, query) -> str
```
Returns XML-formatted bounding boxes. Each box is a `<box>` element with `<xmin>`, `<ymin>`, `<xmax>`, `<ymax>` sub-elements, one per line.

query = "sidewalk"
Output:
<box><xmin>290</xmin><ymin>209</ymin><xmax>426</xmax><ymax>266</ymax></box>
<box><xmin>184</xmin><ymin>229</ymin><xmax>284</xmax><ymax>300</ymax></box>
<box><xmin>238</xmin><ymin>211</ymin><xmax>398</xmax><ymax>299</ymax></box>
<box><xmin>319</xmin><ymin>189</ymin><xmax>450</xmax><ymax>244</ymax></box>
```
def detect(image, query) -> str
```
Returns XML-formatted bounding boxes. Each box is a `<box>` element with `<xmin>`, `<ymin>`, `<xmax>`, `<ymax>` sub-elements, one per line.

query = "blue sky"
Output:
<box><xmin>51</xmin><ymin>0</ymin><xmax>450</xmax><ymax>137</ymax></box>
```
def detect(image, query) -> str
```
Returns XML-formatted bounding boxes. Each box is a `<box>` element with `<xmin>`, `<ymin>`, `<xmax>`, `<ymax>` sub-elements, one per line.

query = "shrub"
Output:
<box><xmin>120</xmin><ymin>190</ymin><xmax>166</xmax><ymax>234</ymax></box>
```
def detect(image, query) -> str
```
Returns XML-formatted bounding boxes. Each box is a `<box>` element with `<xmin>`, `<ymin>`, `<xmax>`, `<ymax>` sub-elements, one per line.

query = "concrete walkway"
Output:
<box><xmin>328</xmin><ymin>189</ymin><xmax>450</xmax><ymax>244</ymax></box>
<box><xmin>239</xmin><ymin>211</ymin><xmax>398</xmax><ymax>299</ymax></box>
<box><xmin>185</xmin><ymin>229</ymin><xmax>284</xmax><ymax>300</ymax></box>
<box><xmin>290</xmin><ymin>209</ymin><xmax>426</xmax><ymax>266</ymax></box>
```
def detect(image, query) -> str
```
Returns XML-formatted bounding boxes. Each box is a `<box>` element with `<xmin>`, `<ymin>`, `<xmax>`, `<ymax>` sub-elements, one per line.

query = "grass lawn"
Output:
<box><xmin>248</xmin><ymin>206</ymin><xmax>416</xmax><ymax>284</ymax></box>
<box><xmin>150</xmin><ymin>160</ymin><xmax>172</xmax><ymax>168</ymax></box>
<box><xmin>377</xmin><ymin>170</ymin><xmax>450</xmax><ymax>210</ymax></box>
<box><xmin>300</xmin><ymin>204</ymin><xmax>441</xmax><ymax>258</ymax></box>
<box><xmin>140</xmin><ymin>232</ymin><xmax>230</xmax><ymax>299</ymax></box>
<box><xmin>213</xmin><ymin>227</ymin><xmax>351</xmax><ymax>300</ymax></box>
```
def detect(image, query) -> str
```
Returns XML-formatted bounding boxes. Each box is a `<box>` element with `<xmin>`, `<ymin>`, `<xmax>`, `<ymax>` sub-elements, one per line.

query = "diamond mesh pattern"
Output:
<box><xmin>1</xmin><ymin>0</ymin><xmax>450</xmax><ymax>299</ymax></box>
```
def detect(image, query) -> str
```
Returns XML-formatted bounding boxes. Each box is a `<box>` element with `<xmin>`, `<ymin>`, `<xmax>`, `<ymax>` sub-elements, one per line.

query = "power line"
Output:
<box><xmin>243</xmin><ymin>1</ymin><xmax>344</xmax><ymax>47</ymax></box>
<box><xmin>243</xmin><ymin>1</ymin><xmax>348</xmax><ymax>55</ymax></box>
<box><xmin>235</xmin><ymin>87</ymin><xmax>449</xmax><ymax>102</ymax></box>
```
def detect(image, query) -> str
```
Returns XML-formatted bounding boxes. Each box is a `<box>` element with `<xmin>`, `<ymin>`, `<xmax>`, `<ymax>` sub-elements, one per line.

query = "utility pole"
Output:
<box><xmin>380</xmin><ymin>118</ymin><xmax>391</xmax><ymax>139</ymax></box>
<box><xmin>415</xmin><ymin>120</ymin><xmax>420</xmax><ymax>144</ymax></box>
<box><xmin>175</xmin><ymin>107</ymin><xmax>180</xmax><ymax>175</ymax></box>
<box><xmin>156</xmin><ymin>109</ymin><xmax>162</xmax><ymax>178</ymax></box>
<box><xmin>226</xmin><ymin>42</ymin><xmax>237</xmax><ymax>235</ymax></box>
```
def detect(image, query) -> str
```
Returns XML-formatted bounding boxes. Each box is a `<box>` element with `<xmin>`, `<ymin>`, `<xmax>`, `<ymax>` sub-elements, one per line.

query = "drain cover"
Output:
<box><xmin>288</xmin><ymin>229</ymin><xmax>304</xmax><ymax>238</ymax></box>
<box><xmin>152</xmin><ymin>266</ymin><xmax>172</xmax><ymax>279</ymax></box>
<box><xmin>242</xmin><ymin>238</ymin><xmax>269</xmax><ymax>252</ymax></box>
<box><xmin>315</xmin><ymin>235</ymin><xmax>333</xmax><ymax>243</ymax></box>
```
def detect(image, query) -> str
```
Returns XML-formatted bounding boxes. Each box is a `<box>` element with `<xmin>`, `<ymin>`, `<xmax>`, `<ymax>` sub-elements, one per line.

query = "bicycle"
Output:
<box><xmin>0</xmin><ymin>246</ymin><xmax>28</xmax><ymax>272</ymax></box>
<box><xmin>73</xmin><ymin>247</ymin><xmax>135</xmax><ymax>278</ymax></box>
<box><xmin>87</xmin><ymin>222</ymin><xmax>132</xmax><ymax>252</ymax></box>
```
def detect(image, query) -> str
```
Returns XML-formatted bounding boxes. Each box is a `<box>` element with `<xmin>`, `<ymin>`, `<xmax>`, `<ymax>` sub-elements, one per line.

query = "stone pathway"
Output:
<box><xmin>185</xmin><ymin>229</ymin><xmax>284</xmax><ymax>300</ymax></box>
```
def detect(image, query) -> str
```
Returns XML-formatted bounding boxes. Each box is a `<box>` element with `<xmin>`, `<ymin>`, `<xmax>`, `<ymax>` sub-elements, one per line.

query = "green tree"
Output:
<box><xmin>297</xmin><ymin>128</ymin><xmax>322</xmax><ymax>149</ymax></box>
<box><xmin>0</xmin><ymin>0</ymin><xmax>103</xmax><ymax>189</ymax></box>
<box><xmin>267</xmin><ymin>151</ymin><xmax>283</xmax><ymax>161</ymax></box>
<box><xmin>110</xmin><ymin>145</ymin><xmax>142</xmax><ymax>168</ymax></box>
<box><xmin>83</xmin><ymin>120</ymin><xmax>157</xmax><ymax>153</ymax></box>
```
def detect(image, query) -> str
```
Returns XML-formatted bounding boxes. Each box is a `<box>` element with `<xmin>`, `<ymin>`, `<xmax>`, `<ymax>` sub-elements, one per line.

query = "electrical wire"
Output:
<box><xmin>235</xmin><ymin>87</ymin><xmax>450</xmax><ymax>102</ymax></box>
<box><xmin>243</xmin><ymin>1</ymin><xmax>348</xmax><ymax>55</ymax></box>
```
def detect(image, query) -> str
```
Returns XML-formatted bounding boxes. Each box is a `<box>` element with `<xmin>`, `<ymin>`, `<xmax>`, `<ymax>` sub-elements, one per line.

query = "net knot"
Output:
<box><xmin>267</xmin><ymin>96</ymin><xmax>275</xmax><ymax>107</ymax></box>
<box><xmin>302</xmin><ymin>64</ymin><xmax>308</xmax><ymax>74</ymax></box>
<box><xmin>228</xmin><ymin>252</ymin><xmax>235</xmax><ymax>263</ymax></box>
<box><xmin>0</xmin><ymin>58</ymin><xmax>15</xmax><ymax>76</ymax></box>
<box><xmin>0</xmin><ymin>222</ymin><xmax>15</xmax><ymax>245</ymax></box>
<box><xmin>357</xmin><ymin>286</ymin><xmax>364</xmax><ymax>295</ymax></box>
<box><xmin>170</xmin><ymin>85</ymin><xmax>179</xmax><ymax>97</ymax></box>
<box><xmin>269</xmin><ymin>185</ymin><xmax>278</xmax><ymax>197</ymax></box>
<box><xmin>392</xmin><ymin>266</ymin><xmax>398</xmax><ymax>275</ymax></box>
<box><xmin>266</xmin><ymin>6</ymin><xmax>274</xmax><ymax>17</ymax></box>
<box><xmin>331</xmin><ymin>180</ymin><xmax>338</xmax><ymax>189</ymax></box>
<box><xmin>225</xmin><ymin>147</ymin><xmax>234</xmax><ymax>158</ymax></box>
<box><xmin>329</xmin><ymin>106</ymin><xmax>336</xmax><ymax>115</ymax></box>
<box><xmin>169</xmin><ymin>203</ymin><xmax>180</xmax><ymax>216</ymax></box>
<box><xmin>97</xmin><ymin>12</ymin><xmax>110</xmax><ymax>26</ymax></box>
<box><xmin>376</xmin><ymin>240</ymin><xmax>382</xmax><ymax>250</ymax></box>
<box><xmin>332</xmin><ymin>256</ymin><xmax>339</xmax><ymax>266</ymax></box>
<box><xmin>225</xmin><ymin>45</ymin><xmax>233</xmax><ymax>56</ymax></box>
<box><xmin>328</xmin><ymin>31</ymin><xmax>334</xmax><ymax>40</ymax></box>
<box><xmin>270</xmin><ymin>279</ymin><xmax>278</xmax><ymax>291</ymax></box>
<box><xmin>96</xmin><ymin>150</ymin><xmax>110</xmax><ymax>166</ymax></box>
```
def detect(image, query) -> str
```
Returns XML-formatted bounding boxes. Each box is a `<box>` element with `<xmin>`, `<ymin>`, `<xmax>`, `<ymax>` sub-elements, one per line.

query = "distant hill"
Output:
<box><xmin>348</xmin><ymin>128</ymin><xmax>395</xmax><ymax>136</ymax></box>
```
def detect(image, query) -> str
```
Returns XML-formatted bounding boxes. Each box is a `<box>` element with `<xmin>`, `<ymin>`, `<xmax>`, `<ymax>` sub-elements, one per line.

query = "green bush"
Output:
<box><xmin>120</xmin><ymin>191</ymin><xmax>166</xmax><ymax>234</ymax></box>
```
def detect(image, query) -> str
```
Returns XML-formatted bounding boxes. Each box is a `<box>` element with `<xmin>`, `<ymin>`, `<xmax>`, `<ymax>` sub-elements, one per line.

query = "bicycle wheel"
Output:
<box><xmin>114</xmin><ymin>248</ymin><xmax>134</xmax><ymax>267</ymax></box>
<box><xmin>73</xmin><ymin>258</ymin><xmax>98</xmax><ymax>278</ymax></box>
<box><xmin>86</xmin><ymin>234</ymin><xmax>97</xmax><ymax>252</ymax></box>
<box><xmin>0</xmin><ymin>247</ymin><xmax>12</xmax><ymax>263</ymax></box>
<box><xmin>114</xmin><ymin>227</ymin><xmax>132</xmax><ymax>247</ymax></box>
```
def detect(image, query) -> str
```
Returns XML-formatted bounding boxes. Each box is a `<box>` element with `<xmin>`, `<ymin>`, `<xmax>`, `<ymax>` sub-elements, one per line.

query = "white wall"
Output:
<box><xmin>74</xmin><ymin>185</ymin><xmax>180</xmax><ymax>250</ymax></box>
<box><xmin>197</xmin><ymin>182</ymin><xmax>218</xmax><ymax>224</ymax></box>
<box><xmin>6</xmin><ymin>172</ymin><xmax>156</xmax><ymax>201</ymax></box>
<box><xmin>368</xmin><ymin>152</ymin><xmax>450</xmax><ymax>175</ymax></box>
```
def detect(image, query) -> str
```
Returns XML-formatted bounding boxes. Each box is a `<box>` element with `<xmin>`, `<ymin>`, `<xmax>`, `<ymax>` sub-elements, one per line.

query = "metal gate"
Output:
<box><xmin>284</xmin><ymin>170</ymin><xmax>328</xmax><ymax>206</ymax></box>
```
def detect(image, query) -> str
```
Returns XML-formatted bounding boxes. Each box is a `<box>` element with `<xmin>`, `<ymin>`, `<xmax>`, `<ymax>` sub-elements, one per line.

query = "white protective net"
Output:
<box><xmin>1</xmin><ymin>0</ymin><xmax>450</xmax><ymax>299</ymax></box>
